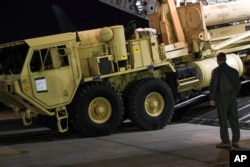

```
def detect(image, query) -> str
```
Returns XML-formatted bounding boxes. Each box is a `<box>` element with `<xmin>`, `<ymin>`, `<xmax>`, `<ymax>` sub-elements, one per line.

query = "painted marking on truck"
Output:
<box><xmin>121</xmin><ymin>55</ymin><xmax>128</xmax><ymax>60</ymax></box>
<box><xmin>134</xmin><ymin>48</ymin><xmax>140</xmax><ymax>53</ymax></box>
<box><xmin>35</xmin><ymin>77</ymin><xmax>48</xmax><ymax>92</ymax></box>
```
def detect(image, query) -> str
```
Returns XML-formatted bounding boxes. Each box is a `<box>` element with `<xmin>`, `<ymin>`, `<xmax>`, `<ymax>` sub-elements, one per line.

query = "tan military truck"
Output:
<box><xmin>0</xmin><ymin>0</ymin><xmax>249</xmax><ymax>136</ymax></box>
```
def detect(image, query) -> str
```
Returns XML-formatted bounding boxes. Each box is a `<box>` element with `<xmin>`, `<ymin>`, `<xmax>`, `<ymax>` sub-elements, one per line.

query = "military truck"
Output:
<box><xmin>0</xmin><ymin>0</ymin><xmax>249</xmax><ymax>136</ymax></box>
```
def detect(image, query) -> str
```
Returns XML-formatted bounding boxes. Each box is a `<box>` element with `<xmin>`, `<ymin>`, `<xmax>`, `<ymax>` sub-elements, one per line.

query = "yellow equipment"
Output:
<box><xmin>0</xmin><ymin>0</ymin><xmax>248</xmax><ymax>136</ymax></box>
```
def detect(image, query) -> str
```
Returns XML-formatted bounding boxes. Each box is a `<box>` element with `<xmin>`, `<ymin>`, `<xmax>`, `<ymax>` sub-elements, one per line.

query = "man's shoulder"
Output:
<box><xmin>224</xmin><ymin>65</ymin><xmax>240</xmax><ymax>78</ymax></box>
<box><xmin>227</xmin><ymin>65</ymin><xmax>238</xmax><ymax>73</ymax></box>
<box><xmin>222</xmin><ymin>63</ymin><xmax>237</xmax><ymax>72</ymax></box>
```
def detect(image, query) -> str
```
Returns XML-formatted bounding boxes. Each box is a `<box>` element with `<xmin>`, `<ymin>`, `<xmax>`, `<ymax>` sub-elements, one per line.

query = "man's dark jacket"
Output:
<box><xmin>209</xmin><ymin>62</ymin><xmax>241</xmax><ymax>101</ymax></box>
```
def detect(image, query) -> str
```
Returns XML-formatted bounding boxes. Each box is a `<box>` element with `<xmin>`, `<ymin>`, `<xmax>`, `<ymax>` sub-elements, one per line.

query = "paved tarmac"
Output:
<box><xmin>1</xmin><ymin>123</ymin><xmax>250</xmax><ymax>167</ymax></box>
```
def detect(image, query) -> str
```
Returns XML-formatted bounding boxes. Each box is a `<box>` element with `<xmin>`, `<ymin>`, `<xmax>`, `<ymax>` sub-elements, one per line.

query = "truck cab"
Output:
<box><xmin>0</xmin><ymin>33</ymin><xmax>82</xmax><ymax>131</ymax></box>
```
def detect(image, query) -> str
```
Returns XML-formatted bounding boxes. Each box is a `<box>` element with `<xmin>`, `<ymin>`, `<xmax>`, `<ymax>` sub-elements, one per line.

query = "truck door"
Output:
<box><xmin>26</xmin><ymin>45</ymin><xmax>79</xmax><ymax>108</ymax></box>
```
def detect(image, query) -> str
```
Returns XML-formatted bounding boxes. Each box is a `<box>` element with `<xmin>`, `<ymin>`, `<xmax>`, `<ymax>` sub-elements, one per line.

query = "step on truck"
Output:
<box><xmin>0</xmin><ymin>0</ymin><xmax>249</xmax><ymax>136</ymax></box>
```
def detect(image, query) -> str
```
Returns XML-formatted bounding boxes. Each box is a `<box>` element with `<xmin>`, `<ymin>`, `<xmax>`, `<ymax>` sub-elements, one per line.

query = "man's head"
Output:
<box><xmin>216</xmin><ymin>52</ymin><xmax>226</xmax><ymax>64</ymax></box>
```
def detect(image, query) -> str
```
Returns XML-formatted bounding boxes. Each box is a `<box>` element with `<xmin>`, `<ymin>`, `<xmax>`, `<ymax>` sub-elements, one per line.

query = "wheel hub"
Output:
<box><xmin>95</xmin><ymin>106</ymin><xmax>104</xmax><ymax>113</ymax></box>
<box><xmin>145</xmin><ymin>92</ymin><xmax>164</xmax><ymax>117</ymax></box>
<box><xmin>89</xmin><ymin>97</ymin><xmax>112</xmax><ymax>124</ymax></box>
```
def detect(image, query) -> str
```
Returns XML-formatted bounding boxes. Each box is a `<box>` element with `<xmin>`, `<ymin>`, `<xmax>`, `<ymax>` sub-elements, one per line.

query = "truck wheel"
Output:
<box><xmin>126</xmin><ymin>78</ymin><xmax>174</xmax><ymax>130</ymax></box>
<box><xmin>68</xmin><ymin>82</ymin><xmax>124</xmax><ymax>136</ymax></box>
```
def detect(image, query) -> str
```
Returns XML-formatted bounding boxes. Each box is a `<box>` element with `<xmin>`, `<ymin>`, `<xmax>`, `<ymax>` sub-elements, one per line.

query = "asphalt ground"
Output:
<box><xmin>1</xmin><ymin>82</ymin><xmax>250</xmax><ymax>167</ymax></box>
<box><xmin>1</xmin><ymin>122</ymin><xmax>250</xmax><ymax>167</ymax></box>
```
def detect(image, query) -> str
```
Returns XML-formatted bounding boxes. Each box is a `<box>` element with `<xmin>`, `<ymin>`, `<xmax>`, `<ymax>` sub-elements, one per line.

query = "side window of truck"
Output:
<box><xmin>57</xmin><ymin>45</ymin><xmax>69</xmax><ymax>67</ymax></box>
<box><xmin>30</xmin><ymin>45</ymin><xmax>69</xmax><ymax>72</ymax></box>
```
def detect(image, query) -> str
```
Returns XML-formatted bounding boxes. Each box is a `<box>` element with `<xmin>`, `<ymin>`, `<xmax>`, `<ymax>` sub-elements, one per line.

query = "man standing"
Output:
<box><xmin>209</xmin><ymin>52</ymin><xmax>241</xmax><ymax>148</ymax></box>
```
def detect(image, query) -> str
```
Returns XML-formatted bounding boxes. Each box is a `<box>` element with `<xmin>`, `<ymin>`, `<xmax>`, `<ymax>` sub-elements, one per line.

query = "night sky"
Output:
<box><xmin>0</xmin><ymin>0</ymin><xmax>147</xmax><ymax>43</ymax></box>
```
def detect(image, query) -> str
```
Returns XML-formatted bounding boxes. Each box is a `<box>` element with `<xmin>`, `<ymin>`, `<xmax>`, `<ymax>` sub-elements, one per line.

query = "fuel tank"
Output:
<box><xmin>189</xmin><ymin>53</ymin><xmax>243</xmax><ymax>90</ymax></box>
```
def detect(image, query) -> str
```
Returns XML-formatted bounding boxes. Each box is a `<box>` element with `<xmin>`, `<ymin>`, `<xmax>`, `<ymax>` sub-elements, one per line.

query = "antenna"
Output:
<box><xmin>52</xmin><ymin>5</ymin><xmax>76</xmax><ymax>33</ymax></box>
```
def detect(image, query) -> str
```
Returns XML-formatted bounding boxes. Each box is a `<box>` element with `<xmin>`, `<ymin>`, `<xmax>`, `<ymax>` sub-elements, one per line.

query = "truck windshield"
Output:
<box><xmin>0</xmin><ymin>42</ymin><xmax>29</xmax><ymax>75</ymax></box>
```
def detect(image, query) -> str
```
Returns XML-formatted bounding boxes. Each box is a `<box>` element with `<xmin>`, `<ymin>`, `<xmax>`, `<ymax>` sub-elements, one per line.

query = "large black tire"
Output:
<box><xmin>122</xmin><ymin>80</ymin><xmax>137</xmax><ymax>121</ymax></box>
<box><xmin>125</xmin><ymin>78</ymin><xmax>174</xmax><ymax>130</ymax></box>
<box><xmin>68</xmin><ymin>82</ymin><xmax>124</xmax><ymax>136</ymax></box>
